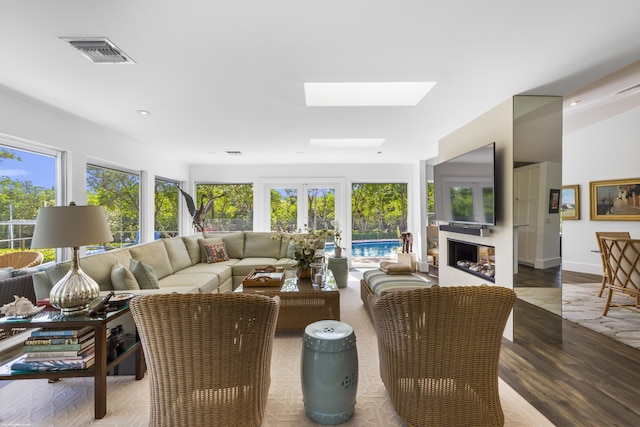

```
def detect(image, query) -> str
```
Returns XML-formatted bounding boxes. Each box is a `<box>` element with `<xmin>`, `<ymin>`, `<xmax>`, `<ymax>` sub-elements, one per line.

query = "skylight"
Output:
<box><xmin>304</xmin><ymin>82</ymin><xmax>436</xmax><ymax>106</ymax></box>
<box><xmin>309</xmin><ymin>138</ymin><xmax>385</xmax><ymax>148</ymax></box>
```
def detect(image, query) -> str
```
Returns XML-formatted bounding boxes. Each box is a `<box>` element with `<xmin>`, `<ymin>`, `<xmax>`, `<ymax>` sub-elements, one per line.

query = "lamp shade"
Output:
<box><xmin>31</xmin><ymin>203</ymin><xmax>113</xmax><ymax>249</ymax></box>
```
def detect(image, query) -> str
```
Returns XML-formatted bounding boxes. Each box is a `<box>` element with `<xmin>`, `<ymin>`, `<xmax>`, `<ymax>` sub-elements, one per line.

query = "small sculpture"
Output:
<box><xmin>179</xmin><ymin>189</ymin><xmax>215</xmax><ymax>232</ymax></box>
<box><xmin>0</xmin><ymin>295</ymin><xmax>46</xmax><ymax>317</ymax></box>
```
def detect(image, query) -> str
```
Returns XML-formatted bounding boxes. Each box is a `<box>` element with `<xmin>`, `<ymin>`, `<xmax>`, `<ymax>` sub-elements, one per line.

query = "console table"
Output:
<box><xmin>0</xmin><ymin>304</ymin><xmax>144</xmax><ymax>419</ymax></box>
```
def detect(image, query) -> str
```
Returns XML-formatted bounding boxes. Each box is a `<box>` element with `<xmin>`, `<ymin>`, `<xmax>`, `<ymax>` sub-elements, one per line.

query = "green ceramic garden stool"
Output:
<box><xmin>327</xmin><ymin>256</ymin><xmax>348</xmax><ymax>289</ymax></box>
<box><xmin>301</xmin><ymin>320</ymin><xmax>358</xmax><ymax>425</ymax></box>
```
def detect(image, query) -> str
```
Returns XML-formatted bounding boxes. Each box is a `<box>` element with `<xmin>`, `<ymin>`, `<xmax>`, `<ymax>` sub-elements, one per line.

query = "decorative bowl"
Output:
<box><xmin>108</xmin><ymin>293</ymin><xmax>135</xmax><ymax>308</ymax></box>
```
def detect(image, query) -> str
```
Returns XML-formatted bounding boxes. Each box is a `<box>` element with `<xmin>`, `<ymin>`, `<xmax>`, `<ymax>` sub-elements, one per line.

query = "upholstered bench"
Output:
<box><xmin>360</xmin><ymin>268</ymin><xmax>435</xmax><ymax>317</ymax></box>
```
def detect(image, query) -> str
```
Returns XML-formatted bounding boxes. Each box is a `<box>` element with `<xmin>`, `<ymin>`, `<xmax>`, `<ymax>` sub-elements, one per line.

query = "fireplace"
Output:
<box><xmin>447</xmin><ymin>239</ymin><xmax>495</xmax><ymax>282</ymax></box>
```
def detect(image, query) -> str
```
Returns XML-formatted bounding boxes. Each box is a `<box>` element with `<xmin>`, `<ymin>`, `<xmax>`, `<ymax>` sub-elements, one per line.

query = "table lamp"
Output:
<box><xmin>31</xmin><ymin>202</ymin><xmax>113</xmax><ymax>316</ymax></box>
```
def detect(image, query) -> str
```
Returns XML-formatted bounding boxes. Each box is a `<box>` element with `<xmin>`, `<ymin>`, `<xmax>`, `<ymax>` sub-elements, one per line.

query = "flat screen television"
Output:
<box><xmin>434</xmin><ymin>142</ymin><xmax>496</xmax><ymax>226</ymax></box>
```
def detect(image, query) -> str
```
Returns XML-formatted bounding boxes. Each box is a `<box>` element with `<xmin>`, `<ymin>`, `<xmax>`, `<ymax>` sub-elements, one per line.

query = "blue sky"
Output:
<box><xmin>0</xmin><ymin>147</ymin><xmax>55</xmax><ymax>188</ymax></box>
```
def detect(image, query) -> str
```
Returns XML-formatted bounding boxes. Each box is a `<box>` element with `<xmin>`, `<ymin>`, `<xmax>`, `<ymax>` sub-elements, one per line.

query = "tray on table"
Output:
<box><xmin>242</xmin><ymin>266</ymin><xmax>286</xmax><ymax>287</ymax></box>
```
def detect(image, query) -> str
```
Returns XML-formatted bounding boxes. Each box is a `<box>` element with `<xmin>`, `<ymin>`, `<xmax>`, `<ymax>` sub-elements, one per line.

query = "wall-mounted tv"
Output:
<box><xmin>434</xmin><ymin>142</ymin><xmax>496</xmax><ymax>226</ymax></box>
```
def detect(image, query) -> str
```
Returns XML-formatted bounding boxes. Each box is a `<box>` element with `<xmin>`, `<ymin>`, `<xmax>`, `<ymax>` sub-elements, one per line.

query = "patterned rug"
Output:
<box><xmin>562</xmin><ymin>282</ymin><xmax>640</xmax><ymax>350</ymax></box>
<box><xmin>0</xmin><ymin>271</ymin><xmax>552</xmax><ymax>426</ymax></box>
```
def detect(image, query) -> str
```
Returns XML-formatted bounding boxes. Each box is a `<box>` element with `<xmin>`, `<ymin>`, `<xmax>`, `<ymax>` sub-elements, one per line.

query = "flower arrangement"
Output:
<box><xmin>277</xmin><ymin>225</ymin><xmax>333</xmax><ymax>269</ymax></box>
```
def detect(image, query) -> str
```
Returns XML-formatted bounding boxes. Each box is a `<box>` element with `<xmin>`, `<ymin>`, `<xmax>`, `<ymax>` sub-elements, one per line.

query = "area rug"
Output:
<box><xmin>0</xmin><ymin>271</ymin><xmax>552</xmax><ymax>426</ymax></box>
<box><xmin>515</xmin><ymin>287</ymin><xmax>562</xmax><ymax>316</ymax></box>
<box><xmin>562</xmin><ymin>282</ymin><xmax>640</xmax><ymax>350</ymax></box>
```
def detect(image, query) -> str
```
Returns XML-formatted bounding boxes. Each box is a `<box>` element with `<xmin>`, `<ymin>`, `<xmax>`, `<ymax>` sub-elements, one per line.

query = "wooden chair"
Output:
<box><xmin>599</xmin><ymin>236</ymin><xmax>640</xmax><ymax>316</ymax></box>
<box><xmin>0</xmin><ymin>251</ymin><xmax>44</xmax><ymax>269</ymax></box>
<box><xmin>426</xmin><ymin>225</ymin><xmax>439</xmax><ymax>266</ymax></box>
<box><xmin>369</xmin><ymin>285</ymin><xmax>516</xmax><ymax>427</ymax></box>
<box><xmin>129</xmin><ymin>293</ymin><xmax>280</xmax><ymax>427</ymax></box>
<box><xmin>595</xmin><ymin>232</ymin><xmax>631</xmax><ymax>297</ymax></box>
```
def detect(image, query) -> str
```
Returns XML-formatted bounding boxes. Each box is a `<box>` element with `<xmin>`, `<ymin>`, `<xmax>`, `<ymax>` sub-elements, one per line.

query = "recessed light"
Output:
<box><xmin>209</xmin><ymin>152</ymin><xmax>216</xmax><ymax>155</ymax></box>
<box><xmin>296</xmin><ymin>151</ymin><xmax>304</xmax><ymax>155</ymax></box>
<box><xmin>304</xmin><ymin>82</ymin><xmax>436</xmax><ymax>106</ymax></box>
<box><xmin>570</xmin><ymin>100</ymin><xmax>581</xmax><ymax>106</ymax></box>
<box><xmin>310</xmin><ymin>138</ymin><xmax>385</xmax><ymax>148</ymax></box>
<box><xmin>137</xmin><ymin>110</ymin><xmax>151</xmax><ymax>115</ymax></box>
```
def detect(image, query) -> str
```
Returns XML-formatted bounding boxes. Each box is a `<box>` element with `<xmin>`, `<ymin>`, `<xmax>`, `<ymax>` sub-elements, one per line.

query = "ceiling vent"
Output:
<box><xmin>60</xmin><ymin>37</ymin><xmax>135</xmax><ymax>64</ymax></box>
<box><xmin>225</xmin><ymin>151</ymin><xmax>243</xmax><ymax>156</ymax></box>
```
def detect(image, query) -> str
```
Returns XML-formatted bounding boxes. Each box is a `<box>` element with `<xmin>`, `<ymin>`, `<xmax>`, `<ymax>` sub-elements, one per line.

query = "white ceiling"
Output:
<box><xmin>1</xmin><ymin>1</ymin><xmax>640</xmax><ymax>165</ymax></box>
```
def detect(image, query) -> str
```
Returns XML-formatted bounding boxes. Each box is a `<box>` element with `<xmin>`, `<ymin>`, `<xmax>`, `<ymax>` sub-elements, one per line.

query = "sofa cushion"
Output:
<box><xmin>203</xmin><ymin>231</ymin><xmax>244</xmax><ymax>258</ymax></box>
<box><xmin>45</xmin><ymin>263</ymin><xmax>71</xmax><ymax>285</ymax></box>
<box><xmin>198</xmin><ymin>238</ymin><xmax>223</xmax><ymax>263</ymax></box>
<box><xmin>176</xmin><ymin>262</ymin><xmax>234</xmax><ymax>286</ymax></box>
<box><xmin>244</xmin><ymin>232</ymin><xmax>281</xmax><ymax>258</ymax></box>
<box><xmin>182</xmin><ymin>233</ymin><xmax>204</xmax><ymax>265</ymax></box>
<box><xmin>130</xmin><ymin>259</ymin><xmax>160</xmax><ymax>289</ymax></box>
<box><xmin>379</xmin><ymin>261</ymin><xmax>413</xmax><ymax>274</ymax></box>
<box><xmin>32</xmin><ymin>271</ymin><xmax>52</xmax><ymax>301</ymax></box>
<box><xmin>111</xmin><ymin>262</ymin><xmax>140</xmax><ymax>290</ymax></box>
<box><xmin>203</xmin><ymin>242</ymin><xmax>229</xmax><ymax>263</ymax></box>
<box><xmin>159</xmin><ymin>273</ymin><xmax>219</xmax><ymax>294</ymax></box>
<box><xmin>163</xmin><ymin>237</ymin><xmax>192</xmax><ymax>272</ymax></box>
<box><xmin>129</xmin><ymin>240</ymin><xmax>173</xmax><ymax>280</ymax></box>
<box><xmin>79</xmin><ymin>253</ymin><xmax>120</xmax><ymax>291</ymax></box>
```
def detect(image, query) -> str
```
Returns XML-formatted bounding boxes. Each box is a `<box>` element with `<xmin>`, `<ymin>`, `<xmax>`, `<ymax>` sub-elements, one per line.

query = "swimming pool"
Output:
<box><xmin>325</xmin><ymin>239</ymin><xmax>401</xmax><ymax>257</ymax></box>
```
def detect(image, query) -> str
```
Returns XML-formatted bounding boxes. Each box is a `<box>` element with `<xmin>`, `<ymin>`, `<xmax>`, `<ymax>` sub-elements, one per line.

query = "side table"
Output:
<box><xmin>327</xmin><ymin>256</ymin><xmax>348</xmax><ymax>289</ymax></box>
<box><xmin>0</xmin><ymin>304</ymin><xmax>144</xmax><ymax>419</ymax></box>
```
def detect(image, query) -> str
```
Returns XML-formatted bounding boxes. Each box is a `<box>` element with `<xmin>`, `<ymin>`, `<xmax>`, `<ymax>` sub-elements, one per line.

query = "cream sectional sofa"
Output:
<box><xmin>32</xmin><ymin>231</ymin><xmax>302</xmax><ymax>301</ymax></box>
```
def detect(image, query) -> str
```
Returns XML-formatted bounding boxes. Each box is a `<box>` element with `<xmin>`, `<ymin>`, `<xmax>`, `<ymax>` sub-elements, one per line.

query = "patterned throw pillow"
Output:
<box><xmin>203</xmin><ymin>242</ymin><xmax>229</xmax><ymax>263</ymax></box>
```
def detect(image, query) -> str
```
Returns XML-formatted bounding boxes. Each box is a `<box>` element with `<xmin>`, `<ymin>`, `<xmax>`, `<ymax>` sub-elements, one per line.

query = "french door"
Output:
<box><xmin>260</xmin><ymin>179</ymin><xmax>345</xmax><ymax>236</ymax></box>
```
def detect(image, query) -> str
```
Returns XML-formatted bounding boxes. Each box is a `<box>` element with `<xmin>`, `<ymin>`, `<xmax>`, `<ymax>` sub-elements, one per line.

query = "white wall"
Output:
<box><xmin>0</xmin><ymin>86</ymin><xmax>190</xmax><ymax>244</ymax></box>
<box><xmin>438</xmin><ymin>98</ymin><xmax>515</xmax><ymax>340</ymax></box>
<box><xmin>562</xmin><ymin>105</ymin><xmax>640</xmax><ymax>275</ymax></box>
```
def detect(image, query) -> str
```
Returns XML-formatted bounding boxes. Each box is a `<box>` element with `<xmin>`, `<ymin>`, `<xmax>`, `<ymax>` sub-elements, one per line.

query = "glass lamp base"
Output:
<box><xmin>49</xmin><ymin>268</ymin><xmax>100</xmax><ymax>317</ymax></box>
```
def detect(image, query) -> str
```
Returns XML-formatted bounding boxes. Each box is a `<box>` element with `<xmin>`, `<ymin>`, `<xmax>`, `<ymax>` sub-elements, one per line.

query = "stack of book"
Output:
<box><xmin>10</xmin><ymin>326</ymin><xmax>96</xmax><ymax>372</ymax></box>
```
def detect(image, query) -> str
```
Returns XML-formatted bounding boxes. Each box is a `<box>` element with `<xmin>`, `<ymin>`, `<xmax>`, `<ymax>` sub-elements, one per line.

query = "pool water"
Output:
<box><xmin>325</xmin><ymin>240</ymin><xmax>401</xmax><ymax>257</ymax></box>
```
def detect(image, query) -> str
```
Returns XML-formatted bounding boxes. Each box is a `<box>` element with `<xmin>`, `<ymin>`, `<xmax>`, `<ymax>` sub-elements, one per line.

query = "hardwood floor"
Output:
<box><xmin>504</xmin><ymin>267</ymin><xmax>640</xmax><ymax>426</ymax></box>
<box><xmin>427</xmin><ymin>266</ymin><xmax>640</xmax><ymax>425</ymax></box>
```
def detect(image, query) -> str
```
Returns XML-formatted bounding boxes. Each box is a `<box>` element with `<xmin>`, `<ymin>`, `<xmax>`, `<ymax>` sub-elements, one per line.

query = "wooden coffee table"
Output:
<box><xmin>237</xmin><ymin>269</ymin><xmax>340</xmax><ymax>331</ymax></box>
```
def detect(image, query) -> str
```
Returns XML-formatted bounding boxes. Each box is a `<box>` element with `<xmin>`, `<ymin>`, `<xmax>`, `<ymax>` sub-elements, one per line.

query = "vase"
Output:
<box><xmin>335</xmin><ymin>247</ymin><xmax>343</xmax><ymax>258</ymax></box>
<box><xmin>297</xmin><ymin>267</ymin><xmax>312</xmax><ymax>279</ymax></box>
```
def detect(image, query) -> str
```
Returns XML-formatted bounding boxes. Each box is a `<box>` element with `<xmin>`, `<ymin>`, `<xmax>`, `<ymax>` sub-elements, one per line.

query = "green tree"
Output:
<box><xmin>195</xmin><ymin>184</ymin><xmax>253</xmax><ymax>231</ymax></box>
<box><xmin>155</xmin><ymin>179</ymin><xmax>179</xmax><ymax>238</ymax></box>
<box><xmin>87</xmin><ymin>165</ymin><xmax>139</xmax><ymax>245</ymax></box>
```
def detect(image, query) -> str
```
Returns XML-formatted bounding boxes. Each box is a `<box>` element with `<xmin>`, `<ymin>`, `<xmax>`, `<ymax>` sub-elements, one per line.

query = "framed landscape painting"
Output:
<box><xmin>590</xmin><ymin>178</ymin><xmax>640</xmax><ymax>220</ymax></box>
<box><xmin>561</xmin><ymin>185</ymin><xmax>580</xmax><ymax>220</ymax></box>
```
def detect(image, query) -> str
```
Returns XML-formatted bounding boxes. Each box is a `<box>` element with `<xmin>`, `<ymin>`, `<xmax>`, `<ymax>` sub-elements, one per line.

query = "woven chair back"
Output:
<box><xmin>596</xmin><ymin>232</ymin><xmax>631</xmax><ymax>297</ymax></box>
<box><xmin>600</xmin><ymin>236</ymin><xmax>640</xmax><ymax>315</ymax></box>
<box><xmin>369</xmin><ymin>285</ymin><xmax>515</xmax><ymax>427</ymax></box>
<box><xmin>0</xmin><ymin>251</ymin><xmax>44</xmax><ymax>269</ymax></box>
<box><xmin>130</xmin><ymin>293</ymin><xmax>280</xmax><ymax>427</ymax></box>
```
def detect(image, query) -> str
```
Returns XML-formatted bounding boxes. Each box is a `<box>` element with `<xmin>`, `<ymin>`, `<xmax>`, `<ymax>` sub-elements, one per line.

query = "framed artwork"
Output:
<box><xmin>548</xmin><ymin>189</ymin><xmax>560</xmax><ymax>214</ymax></box>
<box><xmin>561</xmin><ymin>185</ymin><xmax>580</xmax><ymax>220</ymax></box>
<box><xmin>590</xmin><ymin>178</ymin><xmax>640</xmax><ymax>220</ymax></box>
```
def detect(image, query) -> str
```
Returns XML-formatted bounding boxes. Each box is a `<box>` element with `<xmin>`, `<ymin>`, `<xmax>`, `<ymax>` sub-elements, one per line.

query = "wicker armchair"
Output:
<box><xmin>0</xmin><ymin>251</ymin><xmax>44</xmax><ymax>269</ymax></box>
<box><xmin>595</xmin><ymin>232</ymin><xmax>630</xmax><ymax>297</ymax></box>
<box><xmin>369</xmin><ymin>286</ymin><xmax>516</xmax><ymax>427</ymax></box>
<box><xmin>129</xmin><ymin>293</ymin><xmax>280</xmax><ymax>427</ymax></box>
<box><xmin>600</xmin><ymin>236</ymin><xmax>640</xmax><ymax>316</ymax></box>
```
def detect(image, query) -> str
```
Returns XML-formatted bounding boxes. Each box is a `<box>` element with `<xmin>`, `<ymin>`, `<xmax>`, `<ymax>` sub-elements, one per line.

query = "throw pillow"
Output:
<box><xmin>379</xmin><ymin>261</ymin><xmax>413</xmax><ymax>275</ymax></box>
<box><xmin>129</xmin><ymin>259</ymin><xmax>160</xmax><ymax>289</ymax></box>
<box><xmin>0</xmin><ymin>267</ymin><xmax>13</xmax><ymax>280</ymax></box>
<box><xmin>203</xmin><ymin>242</ymin><xmax>229</xmax><ymax>263</ymax></box>
<box><xmin>198</xmin><ymin>237</ymin><xmax>223</xmax><ymax>263</ymax></box>
<box><xmin>111</xmin><ymin>262</ymin><xmax>140</xmax><ymax>291</ymax></box>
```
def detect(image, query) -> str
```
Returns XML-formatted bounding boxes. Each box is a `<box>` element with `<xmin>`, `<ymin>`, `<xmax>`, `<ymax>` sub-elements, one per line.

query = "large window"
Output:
<box><xmin>352</xmin><ymin>183</ymin><xmax>408</xmax><ymax>240</ymax></box>
<box><xmin>87</xmin><ymin>164</ymin><xmax>140</xmax><ymax>248</ymax></box>
<box><xmin>195</xmin><ymin>184</ymin><xmax>253</xmax><ymax>231</ymax></box>
<box><xmin>0</xmin><ymin>145</ymin><xmax>56</xmax><ymax>260</ymax></box>
<box><xmin>154</xmin><ymin>178</ymin><xmax>180</xmax><ymax>239</ymax></box>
